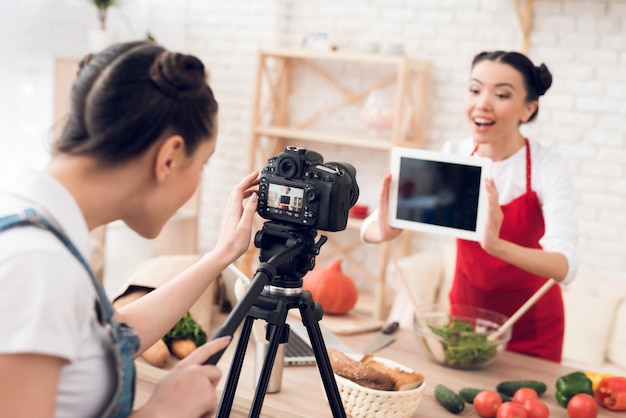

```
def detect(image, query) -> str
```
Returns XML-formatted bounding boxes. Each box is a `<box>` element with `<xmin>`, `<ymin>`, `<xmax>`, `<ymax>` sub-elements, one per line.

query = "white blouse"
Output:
<box><xmin>0</xmin><ymin>170</ymin><xmax>115</xmax><ymax>417</ymax></box>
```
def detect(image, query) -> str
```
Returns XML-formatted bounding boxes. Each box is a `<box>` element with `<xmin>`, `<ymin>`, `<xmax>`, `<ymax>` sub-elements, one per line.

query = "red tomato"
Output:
<box><xmin>513</xmin><ymin>387</ymin><xmax>539</xmax><ymax>404</ymax></box>
<box><xmin>523</xmin><ymin>398</ymin><xmax>549</xmax><ymax>418</ymax></box>
<box><xmin>567</xmin><ymin>393</ymin><xmax>599</xmax><ymax>418</ymax></box>
<box><xmin>474</xmin><ymin>390</ymin><xmax>503</xmax><ymax>417</ymax></box>
<box><xmin>497</xmin><ymin>401</ymin><xmax>528</xmax><ymax>418</ymax></box>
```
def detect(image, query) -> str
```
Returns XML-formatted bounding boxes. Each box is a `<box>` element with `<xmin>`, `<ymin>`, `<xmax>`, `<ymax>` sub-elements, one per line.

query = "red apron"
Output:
<box><xmin>449</xmin><ymin>139</ymin><xmax>564</xmax><ymax>362</ymax></box>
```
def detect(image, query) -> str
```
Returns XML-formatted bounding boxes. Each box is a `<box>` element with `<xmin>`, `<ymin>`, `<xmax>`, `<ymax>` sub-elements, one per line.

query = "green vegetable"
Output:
<box><xmin>458</xmin><ymin>387</ymin><xmax>511</xmax><ymax>403</ymax></box>
<box><xmin>458</xmin><ymin>387</ymin><xmax>483</xmax><ymax>403</ymax></box>
<box><xmin>427</xmin><ymin>318</ymin><xmax>497</xmax><ymax>368</ymax></box>
<box><xmin>164</xmin><ymin>312</ymin><xmax>207</xmax><ymax>347</ymax></box>
<box><xmin>435</xmin><ymin>384</ymin><xmax>465</xmax><ymax>413</ymax></box>
<box><xmin>555</xmin><ymin>371</ymin><xmax>594</xmax><ymax>407</ymax></box>
<box><xmin>496</xmin><ymin>380</ymin><xmax>547</xmax><ymax>396</ymax></box>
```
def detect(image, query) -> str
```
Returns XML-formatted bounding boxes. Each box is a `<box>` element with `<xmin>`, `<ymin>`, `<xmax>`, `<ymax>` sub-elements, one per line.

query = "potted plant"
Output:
<box><xmin>87</xmin><ymin>0</ymin><xmax>122</xmax><ymax>51</ymax></box>
<box><xmin>92</xmin><ymin>0</ymin><xmax>120</xmax><ymax>31</ymax></box>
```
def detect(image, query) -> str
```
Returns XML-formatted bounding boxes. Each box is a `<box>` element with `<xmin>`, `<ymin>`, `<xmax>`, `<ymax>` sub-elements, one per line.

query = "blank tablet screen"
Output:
<box><xmin>388</xmin><ymin>147</ymin><xmax>492</xmax><ymax>241</ymax></box>
<box><xmin>396</xmin><ymin>157</ymin><xmax>482</xmax><ymax>231</ymax></box>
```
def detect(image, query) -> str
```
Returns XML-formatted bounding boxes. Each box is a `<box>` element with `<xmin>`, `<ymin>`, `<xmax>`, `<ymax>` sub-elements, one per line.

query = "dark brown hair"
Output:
<box><xmin>472</xmin><ymin>51</ymin><xmax>552</xmax><ymax>123</ymax></box>
<box><xmin>55</xmin><ymin>41</ymin><xmax>218</xmax><ymax>165</ymax></box>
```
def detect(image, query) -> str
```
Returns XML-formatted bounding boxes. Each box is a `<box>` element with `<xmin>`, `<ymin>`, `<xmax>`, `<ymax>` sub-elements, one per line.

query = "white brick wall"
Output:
<box><xmin>1</xmin><ymin>0</ymin><xmax>624</xmax><ymax>285</ymax></box>
<box><xmin>186</xmin><ymin>0</ymin><xmax>626</xmax><ymax>284</ymax></box>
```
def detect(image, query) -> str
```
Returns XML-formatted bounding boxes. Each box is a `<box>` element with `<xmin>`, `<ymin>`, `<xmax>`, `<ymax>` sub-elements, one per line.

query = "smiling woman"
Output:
<box><xmin>362</xmin><ymin>50</ymin><xmax>578</xmax><ymax>364</ymax></box>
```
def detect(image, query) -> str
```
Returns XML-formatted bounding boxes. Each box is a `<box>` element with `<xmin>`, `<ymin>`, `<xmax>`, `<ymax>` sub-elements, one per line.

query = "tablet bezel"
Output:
<box><xmin>387</xmin><ymin>146</ymin><xmax>492</xmax><ymax>241</ymax></box>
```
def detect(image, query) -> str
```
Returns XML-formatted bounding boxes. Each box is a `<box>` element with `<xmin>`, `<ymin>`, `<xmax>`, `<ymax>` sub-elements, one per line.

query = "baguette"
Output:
<box><xmin>361</xmin><ymin>353</ymin><xmax>425</xmax><ymax>391</ymax></box>
<box><xmin>327</xmin><ymin>348</ymin><xmax>395</xmax><ymax>391</ymax></box>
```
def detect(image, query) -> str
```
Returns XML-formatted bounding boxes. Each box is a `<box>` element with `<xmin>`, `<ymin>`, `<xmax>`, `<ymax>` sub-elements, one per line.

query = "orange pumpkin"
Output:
<box><xmin>303</xmin><ymin>260</ymin><xmax>358</xmax><ymax>315</ymax></box>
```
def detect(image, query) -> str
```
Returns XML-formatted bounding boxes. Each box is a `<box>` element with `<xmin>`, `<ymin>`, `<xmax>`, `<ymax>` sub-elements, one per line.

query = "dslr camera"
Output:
<box><xmin>257</xmin><ymin>146</ymin><xmax>359</xmax><ymax>232</ymax></box>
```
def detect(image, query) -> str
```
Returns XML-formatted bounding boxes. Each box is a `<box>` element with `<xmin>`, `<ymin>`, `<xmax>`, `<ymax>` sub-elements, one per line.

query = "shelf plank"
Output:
<box><xmin>255</xmin><ymin>125</ymin><xmax>393</xmax><ymax>150</ymax></box>
<box><xmin>260</xmin><ymin>47</ymin><xmax>430</xmax><ymax>71</ymax></box>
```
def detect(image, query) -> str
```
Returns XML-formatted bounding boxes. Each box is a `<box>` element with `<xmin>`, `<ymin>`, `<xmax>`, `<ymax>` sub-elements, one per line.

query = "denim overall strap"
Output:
<box><xmin>0</xmin><ymin>208</ymin><xmax>140</xmax><ymax>418</ymax></box>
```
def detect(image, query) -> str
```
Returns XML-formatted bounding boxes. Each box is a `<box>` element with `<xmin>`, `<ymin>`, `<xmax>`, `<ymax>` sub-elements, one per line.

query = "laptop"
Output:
<box><xmin>283</xmin><ymin>320</ymin><xmax>355</xmax><ymax>366</ymax></box>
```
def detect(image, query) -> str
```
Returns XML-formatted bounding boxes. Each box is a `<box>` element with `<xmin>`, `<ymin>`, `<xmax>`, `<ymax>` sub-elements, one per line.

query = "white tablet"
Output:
<box><xmin>388</xmin><ymin>147</ymin><xmax>492</xmax><ymax>241</ymax></box>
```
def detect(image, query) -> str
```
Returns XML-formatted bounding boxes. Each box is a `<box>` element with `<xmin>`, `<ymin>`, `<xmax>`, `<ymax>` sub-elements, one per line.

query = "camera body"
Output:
<box><xmin>257</xmin><ymin>146</ymin><xmax>359</xmax><ymax>232</ymax></box>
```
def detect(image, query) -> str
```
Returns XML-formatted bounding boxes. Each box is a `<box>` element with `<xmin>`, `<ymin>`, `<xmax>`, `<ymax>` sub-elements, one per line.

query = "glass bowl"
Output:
<box><xmin>414</xmin><ymin>305</ymin><xmax>511</xmax><ymax>369</ymax></box>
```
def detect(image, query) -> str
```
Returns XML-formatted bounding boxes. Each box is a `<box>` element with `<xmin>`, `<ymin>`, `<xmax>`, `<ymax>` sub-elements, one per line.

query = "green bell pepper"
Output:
<box><xmin>555</xmin><ymin>371</ymin><xmax>595</xmax><ymax>407</ymax></box>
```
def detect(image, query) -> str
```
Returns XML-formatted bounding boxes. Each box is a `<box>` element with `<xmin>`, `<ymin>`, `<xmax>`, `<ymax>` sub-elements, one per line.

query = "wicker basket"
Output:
<box><xmin>333</xmin><ymin>355</ymin><xmax>426</xmax><ymax>418</ymax></box>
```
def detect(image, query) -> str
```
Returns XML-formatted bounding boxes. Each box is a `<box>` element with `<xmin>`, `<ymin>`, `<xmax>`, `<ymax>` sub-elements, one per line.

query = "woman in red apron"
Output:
<box><xmin>363</xmin><ymin>51</ymin><xmax>577</xmax><ymax>363</ymax></box>
<box><xmin>450</xmin><ymin>139</ymin><xmax>565</xmax><ymax>362</ymax></box>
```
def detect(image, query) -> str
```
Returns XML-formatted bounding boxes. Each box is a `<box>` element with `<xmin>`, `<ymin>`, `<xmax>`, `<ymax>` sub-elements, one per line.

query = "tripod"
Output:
<box><xmin>204</xmin><ymin>222</ymin><xmax>346</xmax><ymax>418</ymax></box>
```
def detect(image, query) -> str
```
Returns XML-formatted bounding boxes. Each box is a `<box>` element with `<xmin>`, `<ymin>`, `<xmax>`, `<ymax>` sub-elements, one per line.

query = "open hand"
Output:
<box><xmin>480</xmin><ymin>178</ymin><xmax>503</xmax><ymax>254</ymax></box>
<box><xmin>376</xmin><ymin>172</ymin><xmax>402</xmax><ymax>242</ymax></box>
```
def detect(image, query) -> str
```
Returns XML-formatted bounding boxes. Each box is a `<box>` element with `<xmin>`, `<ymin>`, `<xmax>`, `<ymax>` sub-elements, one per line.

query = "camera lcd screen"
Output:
<box><xmin>267</xmin><ymin>183</ymin><xmax>304</xmax><ymax>214</ymax></box>
<box><xmin>388</xmin><ymin>147</ymin><xmax>492</xmax><ymax>241</ymax></box>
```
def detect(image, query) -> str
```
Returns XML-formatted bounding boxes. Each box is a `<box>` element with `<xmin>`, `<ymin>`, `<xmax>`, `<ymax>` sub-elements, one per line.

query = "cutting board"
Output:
<box><xmin>288</xmin><ymin>310</ymin><xmax>384</xmax><ymax>335</ymax></box>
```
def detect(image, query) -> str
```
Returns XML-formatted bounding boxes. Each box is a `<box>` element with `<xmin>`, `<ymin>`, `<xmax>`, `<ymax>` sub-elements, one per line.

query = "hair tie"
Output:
<box><xmin>149</xmin><ymin>51</ymin><xmax>207</xmax><ymax>98</ymax></box>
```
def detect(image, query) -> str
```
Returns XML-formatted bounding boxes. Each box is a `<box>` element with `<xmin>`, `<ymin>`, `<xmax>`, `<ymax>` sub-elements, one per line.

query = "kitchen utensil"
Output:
<box><xmin>487</xmin><ymin>278</ymin><xmax>556</xmax><ymax>342</ymax></box>
<box><xmin>363</xmin><ymin>321</ymin><xmax>399</xmax><ymax>353</ymax></box>
<box><xmin>391</xmin><ymin>257</ymin><xmax>446</xmax><ymax>363</ymax></box>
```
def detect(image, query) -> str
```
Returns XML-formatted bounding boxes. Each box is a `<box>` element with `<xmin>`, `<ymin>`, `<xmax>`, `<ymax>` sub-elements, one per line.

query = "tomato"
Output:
<box><xmin>497</xmin><ymin>401</ymin><xmax>528</xmax><ymax>418</ymax></box>
<box><xmin>474</xmin><ymin>390</ymin><xmax>503</xmax><ymax>417</ymax></box>
<box><xmin>523</xmin><ymin>398</ymin><xmax>549</xmax><ymax>418</ymax></box>
<box><xmin>513</xmin><ymin>387</ymin><xmax>539</xmax><ymax>404</ymax></box>
<box><xmin>567</xmin><ymin>393</ymin><xmax>599</xmax><ymax>418</ymax></box>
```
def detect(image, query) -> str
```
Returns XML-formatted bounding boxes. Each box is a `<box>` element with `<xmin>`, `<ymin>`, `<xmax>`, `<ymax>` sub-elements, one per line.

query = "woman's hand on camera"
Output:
<box><xmin>134</xmin><ymin>336</ymin><xmax>231</xmax><ymax>418</ymax></box>
<box><xmin>214</xmin><ymin>171</ymin><xmax>260</xmax><ymax>260</ymax></box>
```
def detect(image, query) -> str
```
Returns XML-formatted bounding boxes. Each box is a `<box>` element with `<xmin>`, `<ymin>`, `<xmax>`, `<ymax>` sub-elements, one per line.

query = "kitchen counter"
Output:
<box><xmin>134</xmin><ymin>311</ymin><xmax>621</xmax><ymax>417</ymax></box>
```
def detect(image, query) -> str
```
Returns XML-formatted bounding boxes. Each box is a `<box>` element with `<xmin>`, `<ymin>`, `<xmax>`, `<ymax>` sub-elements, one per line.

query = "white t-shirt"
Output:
<box><xmin>362</xmin><ymin>137</ymin><xmax>578</xmax><ymax>284</ymax></box>
<box><xmin>0</xmin><ymin>170</ymin><xmax>115</xmax><ymax>417</ymax></box>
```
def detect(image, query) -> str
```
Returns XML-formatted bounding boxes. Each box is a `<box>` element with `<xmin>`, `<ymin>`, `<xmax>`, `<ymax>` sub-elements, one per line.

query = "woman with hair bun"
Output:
<box><xmin>362</xmin><ymin>51</ymin><xmax>577</xmax><ymax>362</ymax></box>
<box><xmin>0</xmin><ymin>41</ymin><xmax>259</xmax><ymax>417</ymax></box>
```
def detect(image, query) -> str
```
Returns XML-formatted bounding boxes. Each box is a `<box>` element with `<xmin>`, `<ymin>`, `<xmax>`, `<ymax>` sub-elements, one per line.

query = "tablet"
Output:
<box><xmin>388</xmin><ymin>147</ymin><xmax>492</xmax><ymax>241</ymax></box>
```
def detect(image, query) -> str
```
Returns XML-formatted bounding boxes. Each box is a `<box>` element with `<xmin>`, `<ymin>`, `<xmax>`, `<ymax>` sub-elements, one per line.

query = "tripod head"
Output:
<box><xmin>254</xmin><ymin>221</ymin><xmax>328</xmax><ymax>289</ymax></box>
<box><xmin>204</xmin><ymin>220</ymin><xmax>328</xmax><ymax>365</ymax></box>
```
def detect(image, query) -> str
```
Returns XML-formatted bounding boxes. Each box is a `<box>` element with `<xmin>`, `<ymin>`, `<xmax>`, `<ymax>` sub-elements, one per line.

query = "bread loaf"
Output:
<box><xmin>327</xmin><ymin>348</ymin><xmax>395</xmax><ymax>391</ymax></box>
<box><xmin>361</xmin><ymin>353</ymin><xmax>425</xmax><ymax>390</ymax></box>
<box><xmin>328</xmin><ymin>348</ymin><xmax>424</xmax><ymax>391</ymax></box>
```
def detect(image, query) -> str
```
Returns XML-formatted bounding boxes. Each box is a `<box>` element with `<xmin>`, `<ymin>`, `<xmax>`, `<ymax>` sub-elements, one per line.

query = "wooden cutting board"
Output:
<box><xmin>288</xmin><ymin>310</ymin><xmax>383</xmax><ymax>335</ymax></box>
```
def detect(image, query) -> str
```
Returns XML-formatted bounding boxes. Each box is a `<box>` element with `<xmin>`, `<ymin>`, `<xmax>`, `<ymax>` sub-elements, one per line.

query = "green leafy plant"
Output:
<box><xmin>90</xmin><ymin>0</ymin><xmax>121</xmax><ymax>31</ymax></box>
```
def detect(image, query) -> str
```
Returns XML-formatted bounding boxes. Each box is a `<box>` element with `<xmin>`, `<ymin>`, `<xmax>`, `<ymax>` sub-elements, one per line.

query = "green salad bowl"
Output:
<box><xmin>414</xmin><ymin>305</ymin><xmax>512</xmax><ymax>369</ymax></box>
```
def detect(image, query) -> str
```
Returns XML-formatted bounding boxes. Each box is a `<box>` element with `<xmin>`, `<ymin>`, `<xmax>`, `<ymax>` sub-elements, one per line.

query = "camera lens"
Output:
<box><xmin>278</xmin><ymin>157</ymin><xmax>298</xmax><ymax>178</ymax></box>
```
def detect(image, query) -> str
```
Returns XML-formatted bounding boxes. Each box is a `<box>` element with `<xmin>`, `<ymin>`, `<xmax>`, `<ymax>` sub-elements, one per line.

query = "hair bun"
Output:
<box><xmin>77</xmin><ymin>53</ymin><xmax>96</xmax><ymax>77</ymax></box>
<box><xmin>149</xmin><ymin>51</ymin><xmax>207</xmax><ymax>98</ymax></box>
<box><xmin>534</xmin><ymin>63</ymin><xmax>553</xmax><ymax>96</ymax></box>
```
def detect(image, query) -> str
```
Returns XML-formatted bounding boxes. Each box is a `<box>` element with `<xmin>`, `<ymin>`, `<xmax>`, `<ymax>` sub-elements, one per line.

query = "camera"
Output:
<box><xmin>257</xmin><ymin>146</ymin><xmax>359</xmax><ymax>232</ymax></box>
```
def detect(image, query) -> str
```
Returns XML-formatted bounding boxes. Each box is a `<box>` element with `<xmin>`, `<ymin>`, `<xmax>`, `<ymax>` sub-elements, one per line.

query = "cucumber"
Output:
<box><xmin>434</xmin><ymin>384</ymin><xmax>465</xmax><ymax>414</ymax></box>
<box><xmin>459</xmin><ymin>387</ymin><xmax>512</xmax><ymax>404</ymax></box>
<box><xmin>458</xmin><ymin>387</ymin><xmax>483</xmax><ymax>404</ymax></box>
<box><xmin>496</xmin><ymin>380</ymin><xmax>547</xmax><ymax>396</ymax></box>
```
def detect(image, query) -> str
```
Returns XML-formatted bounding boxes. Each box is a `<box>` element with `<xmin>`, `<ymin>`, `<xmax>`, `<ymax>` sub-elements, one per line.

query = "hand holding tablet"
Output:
<box><xmin>387</xmin><ymin>147</ymin><xmax>492</xmax><ymax>241</ymax></box>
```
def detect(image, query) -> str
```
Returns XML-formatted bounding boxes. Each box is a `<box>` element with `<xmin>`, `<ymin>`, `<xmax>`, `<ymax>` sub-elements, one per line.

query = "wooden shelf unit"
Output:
<box><xmin>241</xmin><ymin>48</ymin><xmax>431</xmax><ymax>319</ymax></box>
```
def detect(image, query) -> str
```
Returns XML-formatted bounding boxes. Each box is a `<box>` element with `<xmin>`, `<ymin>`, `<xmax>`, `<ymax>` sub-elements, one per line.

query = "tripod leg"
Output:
<box><xmin>217</xmin><ymin>315</ymin><xmax>254</xmax><ymax>418</ymax></box>
<box><xmin>299</xmin><ymin>302</ymin><xmax>346</xmax><ymax>418</ymax></box>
